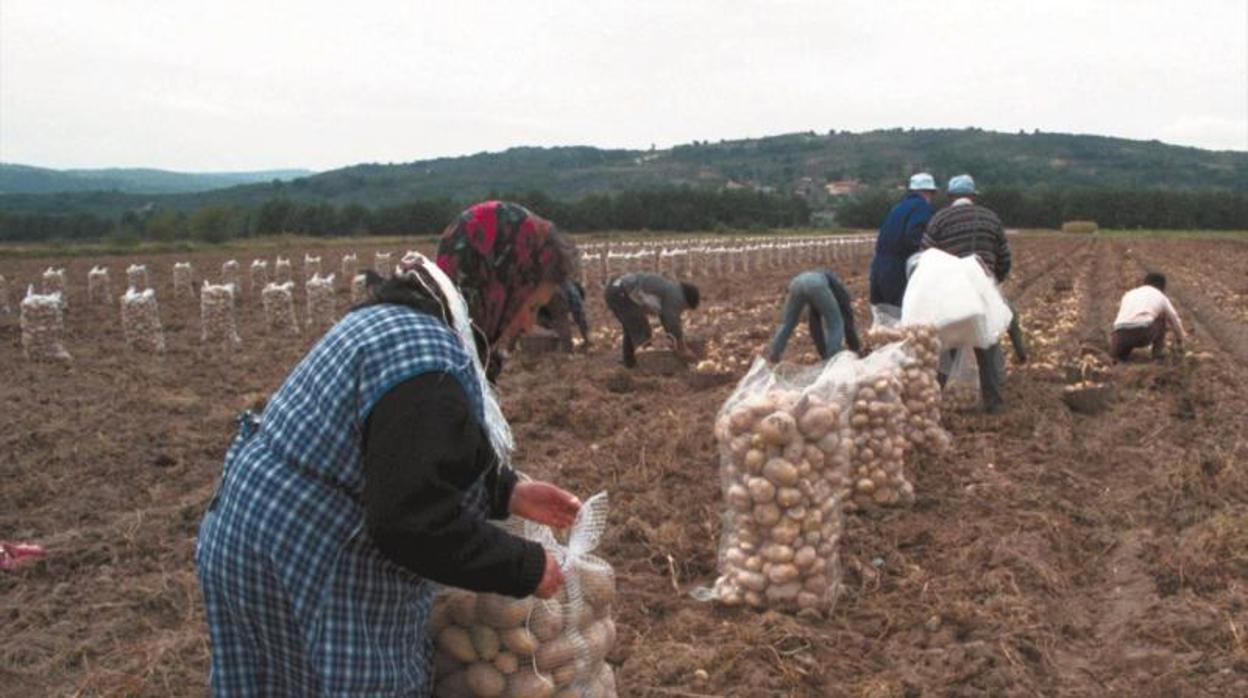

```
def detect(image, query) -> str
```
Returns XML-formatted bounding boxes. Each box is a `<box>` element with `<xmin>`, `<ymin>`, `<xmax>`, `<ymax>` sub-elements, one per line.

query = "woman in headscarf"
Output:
<box><xmin>196</xmin><ymin>201</ymin><xmax>580</xmax><ymax>696</ymax></box>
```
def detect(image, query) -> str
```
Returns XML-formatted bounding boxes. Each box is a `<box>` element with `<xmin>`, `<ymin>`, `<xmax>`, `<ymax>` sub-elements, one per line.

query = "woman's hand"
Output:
<box><xmin>509</xmin><ymin>481</ymin><xmax>581</xmax><ymax>528</ymax></box>
<box><xmin>534</xmin><ymin>550</ymin><xmax>565</xmax><ymax>599</ymax></box>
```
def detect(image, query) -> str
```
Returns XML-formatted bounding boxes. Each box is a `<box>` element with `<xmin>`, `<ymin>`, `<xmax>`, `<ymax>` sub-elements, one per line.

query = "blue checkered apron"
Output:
<box><xmin>195</xmin><ymin>305</ymin><xmax>490</xmax><ymax>696</ymax></box>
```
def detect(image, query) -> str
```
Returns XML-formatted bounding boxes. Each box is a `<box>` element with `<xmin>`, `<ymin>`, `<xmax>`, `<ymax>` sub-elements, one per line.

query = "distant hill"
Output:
<box><xmin>0</xmin><ymin>164</ymin><xmax>314</xmax><ymax>196</ymax></box>
<box><xmin>2</xmin><ymin>128</ymin><xmax>1246</xmax><ymax>218</ymax></box>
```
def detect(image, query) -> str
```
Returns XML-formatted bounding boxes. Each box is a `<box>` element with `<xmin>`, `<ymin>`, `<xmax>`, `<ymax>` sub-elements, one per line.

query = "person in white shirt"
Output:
<box><xmin>1111</xmin><ymin>272</ymin><xmax>1185</xmax><ymax>361</ymax></box>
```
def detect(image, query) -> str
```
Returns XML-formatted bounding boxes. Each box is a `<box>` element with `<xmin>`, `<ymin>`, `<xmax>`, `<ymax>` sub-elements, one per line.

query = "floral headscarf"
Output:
<box><xmin>435</xmin><ymin>201</ymin><xmax>565</xmax><ymax>347</ymax></box>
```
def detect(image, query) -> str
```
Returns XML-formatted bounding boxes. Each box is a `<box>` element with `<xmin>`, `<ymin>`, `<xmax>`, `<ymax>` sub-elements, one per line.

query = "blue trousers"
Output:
<box><xmin>769</xmin><ymin>271</ymin><xmax>845</xmax><ymax>362</ymax></box>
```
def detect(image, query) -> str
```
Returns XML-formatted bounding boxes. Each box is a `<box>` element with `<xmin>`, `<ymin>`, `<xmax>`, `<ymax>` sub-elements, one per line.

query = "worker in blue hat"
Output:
<box><xmin>869</xmin><ymin>172</ymin><xmax>937</xmax><ymax>323</ymax></box>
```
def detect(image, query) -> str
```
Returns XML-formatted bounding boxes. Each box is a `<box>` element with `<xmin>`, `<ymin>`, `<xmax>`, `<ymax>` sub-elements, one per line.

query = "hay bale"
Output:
<box><xmin>88</xmin><ymin>266</ymin><xmax>113</xmax><ymax>304</ymax></box>
<box><xmin>262</xmin><ymin>281</ymin><xmax>299</xmax><ymax>336</ymax></box>
<box><xmin>1061</xmin><ymin>220</ymin><xmax>1099</xmax><ymax>234</ymax></box>
<box><xmin>121</xmin><ymin>287</ymin><xmax>165</xmax><ymax>353</ymax></box>
<box><xmin>20</xmin><ymin>286</ymin><xmax>71</xmax><ymax>362</ymax></box>
<box><xmin>172</xmin><ymin>263</ymin><xmax>193</xmax><ymax>299</ymax></box>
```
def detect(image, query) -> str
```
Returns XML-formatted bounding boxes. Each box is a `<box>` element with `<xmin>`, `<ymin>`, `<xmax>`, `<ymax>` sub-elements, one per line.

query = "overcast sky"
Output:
<box><xmin>2</xmin><ymin>0</ymin><xmax>1245</xmax><ymax>172</ymax></box>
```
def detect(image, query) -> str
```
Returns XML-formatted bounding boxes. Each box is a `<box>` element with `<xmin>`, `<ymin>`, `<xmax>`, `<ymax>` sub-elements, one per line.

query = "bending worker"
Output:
<box><xmin>768</xmin><ymin>268</ymin><xmax>862</xmax><ymax>362</ymax></box>
<box><xmin>536</xmin><ymin>280</ymin><xmax>592</xmax><ymax>352</ymax></box>
<box><xmin>196</xmin><ymin>201</ymin><xmax>581</xmax><ymax>695</ymax></box>
<box><xmin>1111</xmin><ymin>271</ymin><xmax>1185</xmax><ymax>362</ymax></box>
<box><xmin>604</xmin><ymin>272</ymin><xmax>700</xmax><ymax>367</ymax></box>
<box><xmin>869</xmin><ymin>172</ymin><xmax>937</xmax><ymax>321</ymax></box>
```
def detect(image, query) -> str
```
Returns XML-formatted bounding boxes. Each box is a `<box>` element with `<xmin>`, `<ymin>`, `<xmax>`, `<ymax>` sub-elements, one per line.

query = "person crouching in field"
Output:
<box><xmin>535</xmin><ymin>280</ymin><xmax>591</xmax><ymax>352</ymax></box>
<box><xmin>196</xmin><ymin>201</ymin><xmax>581</xmax><ymax>696</ymax></box>
<box><xmin>768</xmin><ymin>268</ymin><xmax>862</xmax><ymax>363</ymax></box>
<box><xmin>605</xmin><ymin>272</ymin><xmax>700</xmax><ymax>367</ymax></box>
<box><xmin>1111</xmin><ymin>271</ymin><xmax>1185</xmax><ymax>362</ymax></box>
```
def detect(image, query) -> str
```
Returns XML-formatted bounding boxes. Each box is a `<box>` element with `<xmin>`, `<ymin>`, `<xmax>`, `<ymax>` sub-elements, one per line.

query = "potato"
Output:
<box><xmin>493</xmin><ymin>651</ymin><xmax>520</xmax><ymax>675</ymax></box>
<box><xmin>534</xmin><ymin>635</ymin><xmax>577</xmax><ymax>672</ymax></box>
<box><xmin>500</xmin><ymin>627</ymin><xmax>539</xmax><ymax>657</ymax></box>
<box><xmin>471</xmin><ymin>626</ymin><xmax>501</xmax><ymax>661</ymax></box>
<box><xmin>765</xmin><ymin>582</ymin><xmax>801</xmax><ymax>602</ymax></box>
<box><xmin>735</xmin><ymin>570</ymin><xmax>767</xmax><ymax>592</ymax></box>
<box><xmin>582</xmin><ymin>567</ymin><xmax>616</xmax><ymax>609</ymax></box>
<box><xmin>437</xmin><ymin>670</ymin><xmax>471</xmax><ymax>697</ymax></box>
<box><xmin>855</xmin><ymin>478</ymin><xmax>875</xmax><ymax>494</ymax></box>
<box><xmin>727</xmin><ymin>484</ymin><xmax>752</xmax><ymax>512</ymax></box>
<box><xmin>762</xmin><ymin>458</ymin><xmax>798</xmax><ymax>486</ymax></box>
<box><xmin>466</xmin><ymin>662</ymin><xmax>507</xmax><ymax>697</ymax></box>
<box><xmin>753</xmin><ymin>503</ymin><xmax>781</xmax><ymax>526</ymax></box>
<box><xmin>743</xmin><ymin>448</ymin><xmax>766</xmax><ymax>473</ymax></box>
<box><xmin>429</xmin><ymin>600</ymin><xmax>451</xmax><ymax>634</ymax></box>
<box><xmin>757</xmin><ymin>411</ymin><xmax>798</xmax><ymax>446</ymax></box>
<box><xmin>798</xmin><ymin>405</ymin><xmax>836</xmax><ymax>440</ymax></box>
<box><xmin>438</xmin><ymin>626</ymin><xmax>478</xmax><ymax>664</ymax></box>
<box><xmin>744</xmin><ymin>590</ymin><xmax>764</xmax><ymax>607</ymax></box>
<box><xmin>447</xmin><ymin>592</ymin><xmax>478</xmax><ymax>626</ymax></box>
<box><xmin>746</xmin><ymin>476</ymin><xmax>776</xmax><ymax>503</ymax></box>
<box><xmin>761</xmin><ymin>543</ymin><xmax>795</xmax><ymax>563</ymax></box>
<box><xmin>505</xmin><ymin>669</ymin><xmax>555</xmax><ymax>698</ymax></box>
<box><xmin>797</xmin><ymin>591</ymin><xmax>823</xmax><ymax>610</ymax></box>
<box><xmin>478</xmin><ymin>594</ymin><xmax>533</xmax><ymax>629</ymax></box>
<box><xmin>793</xmin><ymin>546</ymin><xmax>817</xmax><ymax>569</ymax></box>
<box><xmin>529</xmin><ymin>604</ymin><xmax>563</xmax><ymax>642</ymax></box>
<box><xmin>744</xmin><ymin>555</ymin><xmax>763</xmax><ymax>571</ymax></box>
<box><xmin>549</xmin><ymin>663</ymin><xmax>579</xmax><ymax>687</ymax></box>
<box><xmin>769</xmin><ymin>519</ymin><xmax>801</xmax><ymax>545</ymax></box>
<box><xmin>767</xmin><ymin>563</ymin><xmax>799</xmax><ymax>585</ymax></box>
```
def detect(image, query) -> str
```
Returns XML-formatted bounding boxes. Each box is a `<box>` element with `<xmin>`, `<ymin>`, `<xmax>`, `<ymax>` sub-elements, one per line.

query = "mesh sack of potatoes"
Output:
<box><xmin>274</xmin><ymin>256</ymin><xmax>293</xmax><ymax>284</ymax></box>
<box><xmin>88</xmin><ymin>266</ymin><xmax>113</xmax><ymax>304</ymax></box>
<box><xmin>375</xmin><ymin>251</ymin><xmax>392</xmax><ymax>275</ymax></box>
<box><xmin>864</xmin><ymin>324</ymin><xmax>950</xmax><ymax>455</ymax></box>
<box><xmin>351</xmin><ymin>273</ymin><xmax>370</xmax><ymax>305</ymax></box>
<box><xmin>433</xmin><ymin>493</ymin><xmax>617</xmax><ymax>698</ymax></box>
<box><xmin>222</xmin><ymin>260</ymin><xmax>241</xmax><ymax>290</ymax></box>
<box><xmin>41</xmin><ymin>268</ymin><xmax>68</xmax><ymax>307</ymax></box>
<box><xmin>305</xmin><ymin>273</ymin><xmax>337</xmax><ymax>329</ymax></box>
<box><xmin>20</xmin><ymin>286</ymin><xmax>72</xmax><ymax>362</ymax></box>
<box><xmin>0</xmin><ymin>274</ymin><xmax>10</xmax><ymax>314</ymax></box>
<box><xmin>250</xmin><ymin>259</ymin><xmax>269</xmax><ymax>294</ymax></box>
<box><xmin>128</xmin><ymin>263</ymin><xmax>151</xmax><ymax>292</ymax></box>
<box><xmin>710</xmin><ymin>345</ymin><xmax>915</xmax><ymax>613</ymax></box>
<box><xmin>303</xmin><ymin>254</ymin><xmax>322</xmax><ymax>283</ymax></box>
<box><xmin>261</xmin><ymin>281</ymin><xmax>300</xmax><ymax>336</ymax></box>
<box><xmin>121</xmin><ymin>287</ymin><xmax>166</xmax><ymax>353</ymax></box>
<box><xmin>172</xmin><ymin>263</ymin><xmax>193</xmax><ymax>299</ymax></box>
<box><xmin>341</xmin><ymin>253</ymin><xmax>358</xmax><ymax>282</ymax></box>
<box><xmin>200</xmin><ymin>282</ymin><xmax>242</xmax><ymax>347</ymax></box>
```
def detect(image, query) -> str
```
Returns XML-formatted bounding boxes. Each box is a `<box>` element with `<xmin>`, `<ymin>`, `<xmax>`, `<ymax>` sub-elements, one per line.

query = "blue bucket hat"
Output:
<box><xmin>947</xmin><ymin>174</ymin><xmax>976</xmax><ymax>195</ymax></box>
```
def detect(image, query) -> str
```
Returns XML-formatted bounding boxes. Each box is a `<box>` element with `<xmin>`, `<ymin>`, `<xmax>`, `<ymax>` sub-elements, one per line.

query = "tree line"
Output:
<box><xmin>0</xmin><ymin>187</ymin><xmax>811</xmax><ymax>243</ymax></box>
<box><xmin>835</xmin><ymin>186</ymin><xmax>1248</xmax><ymax>230</ymax></box>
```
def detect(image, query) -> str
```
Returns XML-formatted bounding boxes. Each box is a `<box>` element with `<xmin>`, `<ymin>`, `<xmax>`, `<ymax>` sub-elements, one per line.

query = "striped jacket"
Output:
<box><xmin>922</xmin><ymin>201</ymin><xmax>1012</xmax><ymax>282</ymax></box>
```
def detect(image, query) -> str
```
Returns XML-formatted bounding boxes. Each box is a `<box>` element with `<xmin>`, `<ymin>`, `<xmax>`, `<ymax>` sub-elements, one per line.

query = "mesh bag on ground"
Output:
<box><xmin>172</xmin><ymin>263</ymin><xmax>193</xmax><ymax>300</ymax></box>
<box><xmin>200</xmin><ymin>282</ymin><xmax>242</xmax><ymax>347</ymax></box>
<box><xmin>121</xmin><ymin>287</ymin><xmax>166</xmax><ymax>353</ymax></box>
<box><xmin>303</xmin><ymin>254</ymin><xmax>322</xmax><ymax>283</ymax></box>
<box><xmin>0</xmin><ymin>274</ymin><xmax>10</xmax><ymax>314</ymax></box>
<box><xmin>250</xmin><ymin>259</ymin><xmax>269</xmax><ymax>294</ymax></box>
<box><xmin>274</xmin><ymin>256</ymin><xmax>293</xmax><ymax>284</ymax></box>
<box><xmin>127</xmin><ymin>264</ymin><xmax>150</xmax><ymax>292</ymax></box>
<box><xmin>864</xmin><ymin>325</ymin><xmax>950</xmax><ymax>455</ymax></box>
<box><xmin>221</xmin><ymin>260</ymin><xmax>241</xmax><ymax>291</ymax></box>
<box><xmin>305</xmin><ymin>273</ymin><xmax>337</xmax><ymax>329</ymax></box>
<box><xmin>711</xmin><ymin>345</ymin><xmax>916</xmax><ymax>614</ymax></box>
<box><xmin>432</xmin><ymin>493</ymin><xmax>617</xmax><ymax>698</ymax></box>
<box><xmin>88</xmin><ymin>266</ymin><xmax>113</xmax><ymax>304</ymax></box>
<box><xmin>341</xmin><ymin>253</ymin><xmax>358</xmax><ymax>282</ymax></box>
<box><xmin>41</xmin><ymin>268</ymin><xmax>67</xmax><ymax>307</ymax></box>
<box><xmin>374</xmin><ymin>251</ymin><xmax>392</xmax><ymax>275</ymax></box>
<box><xmin>21</xmin><ymin>287</ymin><xmax>72</xmax><ymax>362</ymax></box>
<box><xmin>351</xmin><ymin>273</ymin><xmax>369</xmax><ymax>305</ymax></box>
<box><xmin>261</xmin><ymin>281</ymin><xmax>299</xmax><ymax>335</ymax></box>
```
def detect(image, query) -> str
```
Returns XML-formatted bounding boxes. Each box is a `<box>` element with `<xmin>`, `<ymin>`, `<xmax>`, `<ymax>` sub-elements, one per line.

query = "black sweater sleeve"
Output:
<box><xmin>362</xmin><ymin>372</ymin><xmax>546</xmax><ymax>598</ymax></box>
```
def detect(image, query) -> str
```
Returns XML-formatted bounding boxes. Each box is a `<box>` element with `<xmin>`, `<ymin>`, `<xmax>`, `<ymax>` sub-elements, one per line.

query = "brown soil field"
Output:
<box><xmin>2</xmin><ymin>234</ymin><xmax>1246</xmax><ymax>696</ymax></box>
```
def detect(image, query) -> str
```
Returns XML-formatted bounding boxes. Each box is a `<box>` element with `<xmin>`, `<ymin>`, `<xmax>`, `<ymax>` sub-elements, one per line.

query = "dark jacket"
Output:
<box><xmin>870</xmin><ymin>193</ymin><xmax>933</xmax><ymax>306</ymax></box>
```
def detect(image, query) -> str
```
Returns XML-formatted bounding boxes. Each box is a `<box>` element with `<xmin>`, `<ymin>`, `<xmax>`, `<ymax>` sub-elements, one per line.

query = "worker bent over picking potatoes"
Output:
<box><xmin>604</xmin><ymin>272</ymin><xmax>700</xmax><ymax>367</ymax></box>
<box><xmin>1110</xmin><ymin>271</ymin><xmax>1185</xmax><ymax>362</ymax></box>
<box><xmin>922</xmin><ymin>174</ymin><xmax>1016</xmax><ymax>413</ymax></box>
<box><xmin>535</xmin><ymin>280</ymin><xmax>591</xmax><ymax>351</ymax></box>
<box><xmin>767</xmin><ymin>268</ymin><xmax>862</xmax><ymax>362</ymax></box>
<box><xmin>195</xmin><ymin>201</ymin><xmax>582</xmax><ymax>696</ymax></box>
